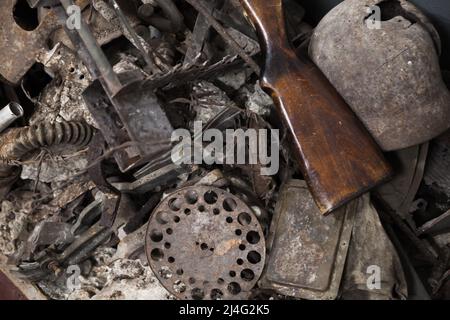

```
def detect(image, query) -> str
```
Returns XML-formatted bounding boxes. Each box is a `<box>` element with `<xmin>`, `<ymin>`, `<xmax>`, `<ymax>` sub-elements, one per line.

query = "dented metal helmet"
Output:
<box><xmin>309</xmin><ymin>0</ymin><xmax>450</xmax><ymax>151</ymax></box>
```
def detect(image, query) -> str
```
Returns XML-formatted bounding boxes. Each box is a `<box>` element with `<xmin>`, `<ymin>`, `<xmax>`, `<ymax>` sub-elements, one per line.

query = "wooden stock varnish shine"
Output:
<box><xmin>240</xmin><ymin>0</ymin><xmax>392</xmax><ymax>214</ymax></box>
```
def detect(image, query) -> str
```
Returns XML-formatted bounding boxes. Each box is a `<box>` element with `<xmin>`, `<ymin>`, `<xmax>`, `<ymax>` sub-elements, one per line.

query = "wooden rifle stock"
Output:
<box><xmin>240</xmin><ymin>0</ymin><xmax>392</xmax><ymax>214</ymax></box>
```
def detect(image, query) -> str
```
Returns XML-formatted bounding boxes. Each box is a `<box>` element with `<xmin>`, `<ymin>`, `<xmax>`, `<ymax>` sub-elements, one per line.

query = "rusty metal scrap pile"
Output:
<box><xmin>0</xmin><ymin>0</ymin><xmax>449</xmax><ymax>300</ymax></box>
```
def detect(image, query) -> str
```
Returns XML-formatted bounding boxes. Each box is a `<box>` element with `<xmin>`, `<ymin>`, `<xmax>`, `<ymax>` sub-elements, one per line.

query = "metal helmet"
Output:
<box><xmin>309</xmin><ymin>0</ymin><xmax>450</xmax><ymax>151</ymax></box>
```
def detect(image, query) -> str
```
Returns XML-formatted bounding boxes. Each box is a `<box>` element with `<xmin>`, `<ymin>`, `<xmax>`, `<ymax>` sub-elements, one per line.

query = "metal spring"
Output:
<box><xmin>10</xmin><ymin>121</ymin><xmax>94</xmax><ymax>159</ymax></box>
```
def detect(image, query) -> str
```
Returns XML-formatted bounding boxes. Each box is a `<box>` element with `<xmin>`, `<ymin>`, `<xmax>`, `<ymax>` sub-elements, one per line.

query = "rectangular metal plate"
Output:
<box><xmin>259</xmin><ymin>180</ymin><xmax>356</xmax><ymax>300</ymax></box>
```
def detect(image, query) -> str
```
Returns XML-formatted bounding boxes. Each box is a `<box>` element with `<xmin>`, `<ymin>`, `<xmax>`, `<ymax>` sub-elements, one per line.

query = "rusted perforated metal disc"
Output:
<box><xmin>145</xmin><ymin>186</ymin><xmax>266</xmax><ymax>300</ymax></box>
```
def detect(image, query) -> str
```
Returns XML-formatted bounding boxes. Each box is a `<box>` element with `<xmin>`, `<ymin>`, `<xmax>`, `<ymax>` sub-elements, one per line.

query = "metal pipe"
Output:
<box><xmin>0</xmin><ymin>102</ymin><xmax>24</xmax><ymax>133</ymax></box>
<box><xmin>155</xmin><ymin>0</ymin><xmax>184</xmax><ymax>32</ymax></box>
<box><xmin>137</xmin><ymin>3</ymin><xmax>155</xmax><ymax>19</ymax></box>
<box><xmin>138</xmin><ymin>0</ymin><xmax>184</xmax><ymax>33</ymax></box>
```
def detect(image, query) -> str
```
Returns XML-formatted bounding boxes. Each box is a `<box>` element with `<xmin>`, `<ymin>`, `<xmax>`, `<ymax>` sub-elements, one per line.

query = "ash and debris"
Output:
<box><xmin>0</xmin><ymin>0</ymin><xmax>449</xmax><ymax>301</ymax></box>
<box><xmin>192</xmin><ymin>81</ymin><xmax>238</xmax><ymax>123</ymax></box>
<box><xmin>21</xmin><ymin>153</ymin><xmax>89</xmax><ymax>183</ymax></box>
<box><xmin>0</xmin><ymin>198</ymin><xmax>31</xmax><ymax>256</ymax></box>
<box><xmin>38</xmin><ymin>248</ymin><xmax>174</xmax><ymax>300</ymax></box>
<box><xmin>33</xmin><ymin>44</ymin><xmax>95</xmax><ymax>127</ymax></box>
<box><xmin>240</xmin><ymin>83</ymin><xmax>274</xmax><ymax>117</ymax></box>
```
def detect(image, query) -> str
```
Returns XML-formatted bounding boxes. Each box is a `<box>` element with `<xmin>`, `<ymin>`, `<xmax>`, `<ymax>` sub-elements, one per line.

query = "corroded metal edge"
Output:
<box><xmin>0</xmin><ymin>255</ymin><xmax>47</xmax><ymax>300</ymax></box>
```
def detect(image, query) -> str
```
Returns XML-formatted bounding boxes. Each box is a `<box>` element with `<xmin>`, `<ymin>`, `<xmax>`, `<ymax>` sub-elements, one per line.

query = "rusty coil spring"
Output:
<box><xmin>6</xmin><ymin>121</ymin><xmax>94</xmax><ymax>160</ymax></box>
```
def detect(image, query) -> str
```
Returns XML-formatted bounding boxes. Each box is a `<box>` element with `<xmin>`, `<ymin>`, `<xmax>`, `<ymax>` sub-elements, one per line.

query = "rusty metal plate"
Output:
<box><xmin>83</xmin><ymin>71</ymin><xmax>173</xmax><ymax>173</ymax></box>
<box><xmin>0</xmin><ymin>271</ymin><xmax>27</xmax><ymax>300</ymax></box>
<box><xmin>145</xmin><ymin>186</ymin><xmax>266</xmax><ymax>300</ymax></box>
<box><xmin>0</xmin><ymin>255</ymin><xmax>47</xmax><ymax>300</ymax></box>
<box><xmin>0</xmin><ymin>0</ymin><xmax>59</xmax><ymax>84</ymax></box>
<box><xmin>259</xmin><ymin>180</ymin><xmax>356</xmax><ymax>300</ymax></box>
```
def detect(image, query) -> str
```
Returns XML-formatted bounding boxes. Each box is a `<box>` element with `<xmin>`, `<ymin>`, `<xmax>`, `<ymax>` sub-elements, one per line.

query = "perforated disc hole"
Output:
<box><xmin>145</xmin><ymin>186</ymin><xmax>266</xmax><ymax>300</ymax></box>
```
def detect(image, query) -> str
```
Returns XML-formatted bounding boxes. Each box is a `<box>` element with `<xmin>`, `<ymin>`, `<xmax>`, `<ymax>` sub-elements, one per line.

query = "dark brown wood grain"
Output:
<box><xmin>240</xmin><ymin>0</ymin><xmax>393</xmax><ymax>214</ymax></box>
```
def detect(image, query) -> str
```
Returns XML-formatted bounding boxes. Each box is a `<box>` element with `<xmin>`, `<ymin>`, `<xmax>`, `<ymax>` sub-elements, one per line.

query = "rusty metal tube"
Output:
<box><xmin>0</xmin><ymin>102</ymin><xmax>24</xmax><ymax>133</ymax></box>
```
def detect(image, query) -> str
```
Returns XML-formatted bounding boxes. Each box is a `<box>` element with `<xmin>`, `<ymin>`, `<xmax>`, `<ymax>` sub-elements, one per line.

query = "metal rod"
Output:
<box><xmin>59</xmin><ymin>0</ymin><xmax>122</xmax><ymax>97</ymax></box>
<box><xmin>184</xmin><ymin>0</ymin><xmax>260</xmax><ymax>74</ymax></box>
